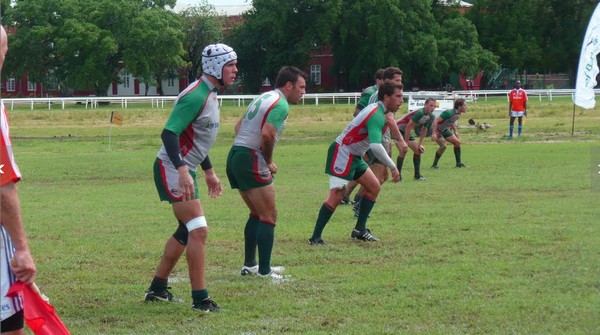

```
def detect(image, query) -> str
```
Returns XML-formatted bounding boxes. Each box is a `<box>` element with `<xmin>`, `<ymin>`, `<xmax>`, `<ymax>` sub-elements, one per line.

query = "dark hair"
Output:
<box><xmin>275</xmin><ymin>66</ymin><xmax>308</xmax><ymax>88</ymax></box>
<box><xmin>375</xmin><ymin>68</ymin><xmax>385</xmax><ymax>81</ymax></box>
<box><xmin>377</xmin><ymin>80</ymin><xmax>403</xmax><ymax>101</ymax></box>
<box><xmin>382</xmin><ymin>67</ymin><xmax>403</xmax><ymax>80</ymax></box>
<box><xmin>454</xmin><ymin>98</ymin><xmax>466</xmax><ymax>110</ymax></box>
<box><xmin>424</xmin><ymin>97</ymin><xmax>436</xmax><ymax>105</ymax></box>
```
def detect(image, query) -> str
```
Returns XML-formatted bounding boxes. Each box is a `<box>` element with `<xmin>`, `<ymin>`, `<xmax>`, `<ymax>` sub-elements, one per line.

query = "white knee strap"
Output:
<box><xmin>185</xmin><ymin>216</ymin><xmax>207</xmax><ymax>232</ymax></box>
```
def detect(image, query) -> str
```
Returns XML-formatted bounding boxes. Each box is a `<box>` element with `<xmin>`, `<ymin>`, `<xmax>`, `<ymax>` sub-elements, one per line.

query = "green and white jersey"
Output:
<box><xmin>357</xmin><ymin>85</ymin><xmax>377</xmax><ymax>109</ymax></box>
<box><xmin>157</xmin><ymin>76</ymin><xmax>219</xmax><ymax>171</ymax></box>
<box><xmin>436</xmin><ymin>109</ymin><xmax>461</xmax><ymax>132</ymax></box>
<box><xmin>234</xmin><ymin>89</ymin><xmax>289</xmax><ymax>150</ymax></box>
<box><xmin>367</xmin><ymin>89</ymin><xmax>379</xmax><ymax>105</ymax></box>
<box><xmin>404</xmin><ymin>108</ymin><xmax>435</xmax><ymax>136</ymax></box>
<box><xmin>364</xmin><ymin>91</ymin><xmax>391</xmax><ymax>147</ymax></box>
<box><xmin>335</xmin><ymin>101</ymin><xmax>387</xmax><ymax>157</ymax></box>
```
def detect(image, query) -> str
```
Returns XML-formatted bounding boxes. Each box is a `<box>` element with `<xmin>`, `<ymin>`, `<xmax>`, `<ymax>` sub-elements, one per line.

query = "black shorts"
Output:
<box><xmin>1</xmin><ymin>310</ymin><xmax>24</xmax><ymax>332</ymax></box>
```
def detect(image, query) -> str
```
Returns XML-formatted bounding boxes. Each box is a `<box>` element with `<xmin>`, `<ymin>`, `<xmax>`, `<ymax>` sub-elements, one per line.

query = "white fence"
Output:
<box><xmin>0</xmin><ymin>89</ymin><xmax>593</xmax><ymax>111</ymax></box>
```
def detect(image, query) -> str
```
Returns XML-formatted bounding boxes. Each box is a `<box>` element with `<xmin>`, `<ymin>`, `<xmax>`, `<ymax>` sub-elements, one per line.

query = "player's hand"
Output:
<box><xmin>10</xmin><ymin>253</ymin><xmax>36</xmax><ymax>285</ymax></box>
<box><xmin>267</xmin><ymin>162</ymin><xmax>278</xmax><ymax>174</ymax></box>
<box><xmin>391</xmin><ymin>167</ymin><xmax>401</xmax><ymax>183</ymax></box>
<box><xmin>204</xmin><ymin>171</ymin><xmax>223</xmax><ymax>198</ymax></box>
<box><xmin>177</xmin><ymin>166</ymin><xmax>195</xmax><ymax>201</ymax></box>
<box><xmin>419</xmin><ymin>145</ymin><xmax>425</xmax><ymax>153</ymax></box>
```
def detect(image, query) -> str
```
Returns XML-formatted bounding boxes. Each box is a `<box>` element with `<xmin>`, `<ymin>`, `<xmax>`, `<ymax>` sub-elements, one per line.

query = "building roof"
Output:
<box><xmin>214</xmin><ymin>5</ymin><xmax>253</xmax><ymax>16</ymax></box>
<box><xmin>437</xmin><ymin>0</ymin><xmax>473</xmax><ymax>7</ymax></box>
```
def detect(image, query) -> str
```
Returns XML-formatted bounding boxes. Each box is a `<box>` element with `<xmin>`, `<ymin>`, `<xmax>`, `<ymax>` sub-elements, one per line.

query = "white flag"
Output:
<box><xmin>575</xmin><ymin>3</ymin><xmax>600</xmax><ymax>109</ymax></box>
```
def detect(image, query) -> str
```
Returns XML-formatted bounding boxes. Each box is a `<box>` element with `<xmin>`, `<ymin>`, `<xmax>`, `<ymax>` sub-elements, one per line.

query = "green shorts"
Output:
<box><xmin>440</xmin><ymin>129</ymin><xmax>454</xmax><ymax>138</ymax></box>
<box><xmin>153</xmin><ymin>158</ymin><xmax>199</xmax><ymax>203</ymax></box>
<box><xmin>365</xmin><ymin>141</ymin><xmax>392</xmax><ymax>165</ymax></box>
<box><xmin>226</xmin><ymin>146</ymin><xmax>273</xmax><ymax>191</ymax></box>
<box><xmin>325</xmin><ymin>142</ymin><xmax>368</xmax><ymax>181</ymax></box>
<box><xmin>399</xmin><ymin>129</ymin><xmax>415</xmax><ymax>142</ymax></box>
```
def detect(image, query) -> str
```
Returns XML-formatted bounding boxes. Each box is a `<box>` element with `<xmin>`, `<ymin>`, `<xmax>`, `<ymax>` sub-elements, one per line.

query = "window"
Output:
<box><xmin>310</xmin><ymin>64</ymin><xmax>321</xmax><ymax>85</ymax></box>
<box><xmin>167</xmin><ymin>78</ymin><xmax>175</xmax><ymax>87</ymax></box>
<box><xmin>6</xmin><ymin>77</ymin><xmax>15</xmax><ymax>92</ymax></box>
<box><xmin>27</xmin><ymin>77</ymin><xmax>36</xmax><ymax>91</ymax></box>
<box><xmin>122</xmin><ymin>75</ymin><xmax>130</xmax><ymax>88</ymax></box>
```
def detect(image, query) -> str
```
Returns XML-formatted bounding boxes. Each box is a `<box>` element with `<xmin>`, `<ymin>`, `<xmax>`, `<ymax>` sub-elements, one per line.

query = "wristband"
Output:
<box><xmin>200</xmin><ymin>156</ymin><xmax>212</xmax><ymax>171</ymax></box>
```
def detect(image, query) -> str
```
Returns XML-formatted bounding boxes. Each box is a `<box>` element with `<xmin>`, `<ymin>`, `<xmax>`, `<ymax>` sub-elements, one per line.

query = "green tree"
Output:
<box><xmin>333</xmin><ymin>0</ymin><xmax>406</xmax><ymax>90</ymax></box>
<box><xmin>332</xmin><ymin>0</ymin><xmax>497</xmax><ymax>90</ymax></box>
<box><xmin>435</xmin><ymin>16</ymin><xmax>498</xmax><ymax>87</ymax></box>
<box><xmin>4</xmin><ymin>0</ymin><xmax>185</xmax><ymax>96</ymax></box>
<box><xmin>467</xmin><ymin>0</ymin><xmax>597</xmax><ymax>80</ymax></box>
<box><xmin>3</xmin><ymin>0</ymin><xmax>74</xmax><ymax>95</ymax></box>
<box><xmin>123</xmin><ymin>8</ymin><xmax>185</xmax><ymax>95</ymax></box>
<box><xmin>228</xmin><ymin>0</ymin><xmax>340</xmax><ymax>93</ymax></box>
<box><xmin>179</xmin><ymin>2</ymin><xmax>224</xmax><ymax>83</ymax></box>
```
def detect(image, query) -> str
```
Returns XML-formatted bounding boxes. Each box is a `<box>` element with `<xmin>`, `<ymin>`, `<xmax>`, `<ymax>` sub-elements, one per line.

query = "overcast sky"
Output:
<box><xmin>174</xmin><ymin>0</ymin><xmax>251</xmax><ymax>12</ymax></box>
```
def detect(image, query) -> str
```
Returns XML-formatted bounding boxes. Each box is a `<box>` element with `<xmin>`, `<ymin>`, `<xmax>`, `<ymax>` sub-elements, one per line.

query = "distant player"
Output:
<box><xmin>308</xmin><ymin>80</ymin><xmax>403</xmax><ymax>245</ymax></box>
<box><xmin>431</xmin><ymin>99</ymin><xmax>468</xmax><ymax>168</ymax></box>
<box><xmin>508</xmin><ymin>80</ymin><xmax>528</xmax><ymax>138</ymax></box>
<box><xmin>349</xmin><ymin>67</ymin><xmax>407</xmax><ymax>216</ymax></box>
<box><xmin>353</xmin><ymin>69</ymin><xmax>384</xmax><ymax>117</ymax></box>
<box><xmin>395</xmin><ymin>98</ymin><xmax>436</xmax><ymax>180</ymax></box>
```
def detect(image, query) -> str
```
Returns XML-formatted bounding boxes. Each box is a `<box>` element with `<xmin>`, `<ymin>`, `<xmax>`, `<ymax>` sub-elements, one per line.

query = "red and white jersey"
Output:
<box><xmin>1</xmin><ymin>101</ymin><xmax>24</xmax><ymax>321</ymax></box>
<box><xmin>509</xmin><ymin>88</ymin><xmax>528</xmax><ymax>112</ymax></box>
<box><xmin>0</xmin><ymin>101</ymin><xmax>22</xmax><ymax>186</ymax></box>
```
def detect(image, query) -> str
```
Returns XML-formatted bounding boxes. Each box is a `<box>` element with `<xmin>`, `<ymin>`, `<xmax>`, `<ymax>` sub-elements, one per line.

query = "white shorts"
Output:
<box><xmin>329</xmin><ymin>176</ymin><xmax>350</xmax><ymax>190</ymax></box>
<box><xmin>1</xmin><ymin>225</ymin><xmax>23</xmax><ymax>321</ymax></box>
<box><xmin>510</xmin><ymin>111</ymin><xmax>525</xmax><ymax>117</ymax></box>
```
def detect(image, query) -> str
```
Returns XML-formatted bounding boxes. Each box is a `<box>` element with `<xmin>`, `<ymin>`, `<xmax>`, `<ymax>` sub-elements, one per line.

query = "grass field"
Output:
<box><xmin>5</xmin><ymin>96</ymin><xmax>600</xmax><ymax>334</ymax></box>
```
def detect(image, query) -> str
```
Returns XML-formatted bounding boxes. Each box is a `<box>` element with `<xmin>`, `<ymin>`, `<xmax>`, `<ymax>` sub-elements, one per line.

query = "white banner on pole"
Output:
<box><xmin>575</xmin><ymin>3</ymin><xmax>600</xmax><ymax>109</ymax></box>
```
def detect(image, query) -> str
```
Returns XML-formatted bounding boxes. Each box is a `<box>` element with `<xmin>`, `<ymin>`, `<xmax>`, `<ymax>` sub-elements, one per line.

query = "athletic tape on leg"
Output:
<box><xmin>185</xmin><ymin>216</ymin><xmax>207</xmax><ymax>232</ymax></box>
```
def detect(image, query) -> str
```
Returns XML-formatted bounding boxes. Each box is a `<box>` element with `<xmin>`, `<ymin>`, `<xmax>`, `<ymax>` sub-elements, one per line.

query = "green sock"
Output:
<box><xmin>353</xmin><ymin>195</ymin><xmax>363</xmax><ymax>212</ymax></box>
<box><xmin>192</xmin><ymin>289</ymin><xmax>209</xmax><ymax>305</ymax></box>
<box><xmin>311</xmin><ymin>203</ymin><xmax>335</xmax><ymax>240</ymax></box>
<box><xmin>244</xmin><ymin>215</ymin><xmax>259</xmax><ymax>267</ymax></box>
<box><xmin>256</xmin><ymin>222</ymin><xmax>275</xmax><ymax>275</ymax></box>
<box><xmin>433</xmin><ymin>151</ymin><xmax>442</xmax><ymax>166</ymax></box>
<box><xmin>413</xmin><ymin>154</ymin><xmax>421</xmax><ymax>177</ymax></box>
<box><xmin>355</xmin><ymin>197</ymin><xmax>375</xmax><ymax>231</ymax></box>
<box><xmin>396</xmin><ymin>155</ymin><xmax>404</xmax><ymax>171</ymax></box>
<box><xmin>149</xmin><ymin>276</ymin><xmax>168</xmax><ymax>292</ymax></box>
<box><xmin>454</xmin><ymin>147</ymin><xmax>461</xmax><ymax>164</ymax></box>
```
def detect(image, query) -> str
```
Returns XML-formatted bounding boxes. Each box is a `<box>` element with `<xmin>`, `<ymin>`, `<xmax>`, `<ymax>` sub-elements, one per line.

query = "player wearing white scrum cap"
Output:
<box><xmin>202</xmin><ymin>43</ymin><xmax>237</xmax><ymax>84</ymax></box>
<box><xmin>145</xmin><ymin>43</ymin><xmax>237</xmax><ymax>312</ymax></box>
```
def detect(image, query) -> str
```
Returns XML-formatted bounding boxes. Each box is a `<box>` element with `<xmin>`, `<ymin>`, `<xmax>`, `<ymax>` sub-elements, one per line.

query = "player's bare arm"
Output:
<box><xmin>260</xmin><ymin>123</ymin><xmax>278</xmax><ymax>173</ymax></box>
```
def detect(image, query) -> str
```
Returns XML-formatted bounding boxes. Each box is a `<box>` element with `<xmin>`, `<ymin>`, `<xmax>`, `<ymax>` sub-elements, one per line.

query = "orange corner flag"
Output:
<box><xmin>110</xmin><ymin>111</ymin><xmax>124</xmax><ymax>126</ymax></box>
<box><xmin>6</xmin><ymin>281</ymin><xmax>71</xmax><ymax>335</ymax></box>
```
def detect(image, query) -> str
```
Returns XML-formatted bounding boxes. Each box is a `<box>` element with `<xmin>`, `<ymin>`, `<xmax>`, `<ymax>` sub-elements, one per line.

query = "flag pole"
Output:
<box><xmin>572</xmin><ymin>103</ymin><xmax>576</xmax><ymax>135</ymax></box>
<box><xmin>109</xmin><ymin>111</ymin><xmax>114</xmax><ymax>150</ymax></box>
<box><xmin>109</xmin><ymin>123</ymin><xmax>113</xmax><ymax>150</ymax></box>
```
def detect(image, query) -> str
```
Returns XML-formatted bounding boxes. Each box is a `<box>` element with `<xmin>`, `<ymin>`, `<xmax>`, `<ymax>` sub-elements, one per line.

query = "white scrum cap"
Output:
<box><xmin>202</xmin><ymin>43</ymin><xmax>237</xmax><ymax>80</ymax></box>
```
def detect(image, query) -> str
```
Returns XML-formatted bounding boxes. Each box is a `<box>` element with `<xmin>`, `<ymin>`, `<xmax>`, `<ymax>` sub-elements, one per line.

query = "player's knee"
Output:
<box><xmin>186</xmin><ymin>217</ymin><xmax>208</xmax><ymax>242</ymax></box>
<box><xmin>368</xmin><ymin>182</ymin><xmax>381</xmax><ymax>196</ymax></box>
<box><xmin>172</xmin><ymin>221</ymin><xmax>189</xmax><ymax>246</ymax></box>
